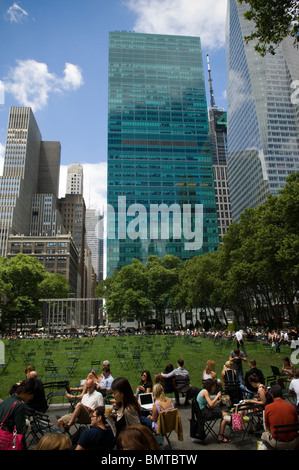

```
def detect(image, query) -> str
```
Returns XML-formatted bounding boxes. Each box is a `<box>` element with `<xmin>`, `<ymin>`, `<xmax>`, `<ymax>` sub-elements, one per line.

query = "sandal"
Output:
<box><xmin>218</xmin><ymin>434</ymin><xmax>231</xmax><ymax>443</ymax></box>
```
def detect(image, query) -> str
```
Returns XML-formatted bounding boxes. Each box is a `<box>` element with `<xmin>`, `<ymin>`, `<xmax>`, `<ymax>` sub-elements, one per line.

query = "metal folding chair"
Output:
<box><xmin>272</xmin><ymin>422</ymin><xmax>299</xmax><ymax>449</ymax></box>
<box><xmin>26</xmin><ymin>411</ymin><xmax>63</xmax><ymax>448</ymax></box>
<box><xmin>190</xmin><ymin>398</ymin><xmax>218</xmax><ymax>443</ymax></box>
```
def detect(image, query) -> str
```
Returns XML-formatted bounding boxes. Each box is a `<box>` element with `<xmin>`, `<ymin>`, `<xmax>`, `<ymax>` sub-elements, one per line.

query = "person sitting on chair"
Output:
<box><xmin>261</xmin><ymin>384</ymin><xmax>299</xmax><ymax>450</ymax></box>
<box><xmin>57</xmin><ymin>378</ymin><xmax>104</xmax><ymax>431</ymax></box>
<box><xmin>24</xmin><ymin>370</ymin><xmax>48</xmax><ymax>415</ymax></box>
<box><xmin>289</xmin><ymin>368</ymin><xmax>299</xmax><ymax>412</ymax></box>
<box><xmin>196</xmin><ymin>378</ymin><xmax>230</xmax><ymax>443</ymax></box>
<box><xmin>97</xmin><ymin>367</ymin><xmax>114</xmax><ymax>397</ymax></box>
<box><xmin>161</xmin><ymin>359</ymin><xmax>190</xmax><ymax>406</ymax></box>
<box><xmin>135</xmin><ymin>370</ymin><xmax>152</xmax><ymax>397</ymax></box>
<box><xmin>241</xmin><ymin>358</ymin><xmax>265</xmax><ymax>399</ymax></box>
<box><xmin>74</xmin><ymin>406</ymin><xmax>116</xmax><ymax>450</ymax></box>
<box><xmin>149</xmin><ymin>383</ymin><xmax>174</xmax><ymax>432</ymax></box>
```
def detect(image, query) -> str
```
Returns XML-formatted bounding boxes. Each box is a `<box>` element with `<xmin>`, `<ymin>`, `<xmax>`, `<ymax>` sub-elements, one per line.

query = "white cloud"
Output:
<box><xmin>5</xmin><ymin>2</ymin><xmax>28</xmax><ymax>23</ymax></box>
<box><xmin>125</xmin><ymin>0</ymin><xmax>227</xmax><ymax>49</ymax></box>
<box><xmin>62</xmin><ymin>63</ymin><xmax>84</xmax><ymax>91</ymax></box>
<box><xmin>4</xmin><ymin>59</ymin><xmax>84</xmax><ymax>112</ymax></box>
<box><xmin>59</xmin><ymin>162</ymin><xmax>107</xmax><ymax>213</ymax></box>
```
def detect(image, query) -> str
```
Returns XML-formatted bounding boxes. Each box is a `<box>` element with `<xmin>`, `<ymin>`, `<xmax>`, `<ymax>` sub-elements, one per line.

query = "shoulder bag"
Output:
<box><xmin>0</xmin><ymin>401</ymin><xmax>24</xmax><ymax>450</ymax></box>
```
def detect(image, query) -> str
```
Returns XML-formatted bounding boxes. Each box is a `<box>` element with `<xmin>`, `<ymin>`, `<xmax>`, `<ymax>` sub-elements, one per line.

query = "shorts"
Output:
<box><xmin>200</xmin><ymin>406</ymin><xmax>222</xmax><ymax>420</ymax></box>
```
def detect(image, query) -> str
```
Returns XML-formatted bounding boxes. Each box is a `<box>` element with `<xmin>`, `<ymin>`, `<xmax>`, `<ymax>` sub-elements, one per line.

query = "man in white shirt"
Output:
<box><xmin>57</xmin><ymin>378</ymin><xmax>104</xmax><ymax>431</ymax></box>
<box><xmin>289</xmin><ymin>368</ymin><xmax>299</xmax><ymax>410</ymax></box>
<box><xmin>235</xmin><ymin>329</ymin><xmax>246</xmax><ymax>353</ymax></box>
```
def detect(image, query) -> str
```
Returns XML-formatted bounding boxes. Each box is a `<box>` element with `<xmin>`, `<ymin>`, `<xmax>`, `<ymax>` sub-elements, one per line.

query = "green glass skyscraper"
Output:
<box><xmin>107</xmin><ymin>32</ymin><xmax>219</xmax><ymax>277</ymax></box>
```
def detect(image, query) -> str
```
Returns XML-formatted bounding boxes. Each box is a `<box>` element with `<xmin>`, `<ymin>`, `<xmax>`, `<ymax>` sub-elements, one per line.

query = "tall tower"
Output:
<box><xmin>226</xmin><ymin>0</ymin><xmax>299</xmax><ymax>221</ymax></box>
<box><xmin>85</xmin><ymin>208</ymin><xmax>104</xmax><ymax>282</ymax></box>
<box><xmin>107</xmin><ymin>32</ymin><xmax>219</xmax><ymax>277</ymax></box>
<box><xmin>206</xmin><ymin>55</ymin><xmax>232</xmax><ymax>241</ymax></box>
<box><xmin>0</xmin><ymin>107</ymin><xmax>62</xmax><ymax>256</ymax></box>
<box><xmin>66</xmin><ymin>162</ymin><xmax>83</xmax><ymax>195</ymax></box>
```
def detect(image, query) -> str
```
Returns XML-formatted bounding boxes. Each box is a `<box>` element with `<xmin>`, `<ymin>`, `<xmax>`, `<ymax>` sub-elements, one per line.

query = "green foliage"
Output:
<box><xmin>0</xmin><ymin>254</ymin><xmax>71</xmax><ymax>330</ymax></box>
<box><xmin>101</xmin><ymin>174</ymin><xmax>299</xmax><ymax>329</ymax></box>
<box><xmin>238</xmin><ymin>0</ymin><xmax>299</xmax><ymax>55</ymax></box>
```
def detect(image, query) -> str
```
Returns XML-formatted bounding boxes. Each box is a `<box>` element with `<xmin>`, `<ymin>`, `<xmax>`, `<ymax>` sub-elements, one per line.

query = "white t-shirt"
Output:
<box><xmin>289</xmin><ymin>378</ymin><xmax>299</xmax><ymax>405</ymax></box>
<box><xmin>81</xmin><ymin>390</ymin><xmax>104</xmax><ymax>409</ymax></box>
<box><xmin>236</xmin><ymin>330</ymin><xmax>243</xmax><ymax>342</ymax></box>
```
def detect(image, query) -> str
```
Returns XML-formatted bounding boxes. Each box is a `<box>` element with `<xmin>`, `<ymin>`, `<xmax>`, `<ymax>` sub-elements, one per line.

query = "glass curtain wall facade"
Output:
<box><xmin>226</xmin><ymin>0</ymin><xmax>299</xmax><ymax>221</ymax></box>
<box><xmin>107</xmin><ymin>32</ymin><xmax>218</xmax><ymax>277</ymax></box>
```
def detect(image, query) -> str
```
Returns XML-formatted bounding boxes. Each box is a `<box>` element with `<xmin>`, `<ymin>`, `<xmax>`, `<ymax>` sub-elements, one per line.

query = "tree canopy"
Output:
<box><xmin>238</xmin><ymin>0</ymin><xmax>299</xmax><ymax>55</ymax></box>
<box><xmin>0</xmin><ymin>254</ymin><xmax>70</xmax><ymax>330</ymax></box>
<box><xmin>97</xmin><ymin>173</ymin><xmax>299</xmax><ymax>330</ymax></box>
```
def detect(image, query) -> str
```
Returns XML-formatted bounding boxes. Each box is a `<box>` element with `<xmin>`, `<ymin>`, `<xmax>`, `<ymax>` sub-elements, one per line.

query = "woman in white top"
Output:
<box><xmin>203</xmin><ymin>360</ymin><xmax>222</xmax><ymax>391</ymax></box>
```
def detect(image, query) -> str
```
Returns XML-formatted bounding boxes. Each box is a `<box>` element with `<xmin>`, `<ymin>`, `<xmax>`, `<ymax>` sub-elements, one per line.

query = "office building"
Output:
<box><xmin>7</xmin><ymin>233</ymin><xmax>79</xmax><ymax>295</ymax></box>
<box><xmin>59</xmin><ymin>193</ymin><xmax>86</xmax><ymax>296</ymax></box>
<box><xmin>107</xmin><ymin>32</ymin><xmax>219</xmax><ymax>277</ymax></box>
<box><xmin>66</xmin><ymin>162</ymin><xmax>83</xmax><ymax>195</ymax></box>
<box><xmin>226</xmin><ymin>0</ymin><xmax>299</xmax><ymax>221</ymax></box>
<box><xmin>85</xmin><ymin>208</ymin><xmax>104</xmax><ymax>282</ymax></box>
<box><xmin>0</xmin><ymin>107</ymin><xmax>62</xmax><ymax>256</ymax></box>
<box><xmin>207</xmin><ymin>55</ymin><xmax>232</xmax><ymax>240</ymax></box>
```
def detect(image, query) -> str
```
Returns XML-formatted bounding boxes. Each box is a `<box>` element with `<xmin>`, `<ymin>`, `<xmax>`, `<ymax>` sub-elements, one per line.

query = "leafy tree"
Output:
<box><xmin>38</xmin><ymin>273</ymin><xmax>71</xmax><ymax>299</ymax></box>
<box><xmin>0</xmin><ymin>254</ymin><xmax>47</xmax><ymax>329</ymax></box>
<box><xmin>0</xmin><ymin>255</ymin><xmax>71</xmax><ymax>330</ymax></box>
<box><xmin>238</xmin><ymin>0</ymin><xmax>299</xmax><ymax>55</ymax></box>
<box><xmin>145</xmin><ymin>255</ymin><xmax>181</xmax><ymax>326</ymax></box>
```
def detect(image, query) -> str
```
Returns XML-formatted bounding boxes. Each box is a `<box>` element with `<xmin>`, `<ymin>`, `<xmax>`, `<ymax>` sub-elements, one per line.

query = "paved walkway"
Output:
<box><xmin>40</xmin><ymin>400</ymin><xmax>258</xmax><ymax>452</ymax></box>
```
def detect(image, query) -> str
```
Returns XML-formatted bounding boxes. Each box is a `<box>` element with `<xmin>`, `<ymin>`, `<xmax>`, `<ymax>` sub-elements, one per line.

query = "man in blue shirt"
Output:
<box><xmin>97</xmin><ymin>367</ymin><xmax>114</xmax><ymax>396</ymax></box>
<box><xmin>75</xmin><ymin>406</ymin><xmax>116</xmax><ymax>450</ymax></box>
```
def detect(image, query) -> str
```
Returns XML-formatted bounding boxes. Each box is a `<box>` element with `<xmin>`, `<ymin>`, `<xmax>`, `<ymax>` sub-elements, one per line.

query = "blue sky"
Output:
<box><xmin>0</xmin><ymin>0</ymin><xmax>228</xmax><ymax>211</ymax></box>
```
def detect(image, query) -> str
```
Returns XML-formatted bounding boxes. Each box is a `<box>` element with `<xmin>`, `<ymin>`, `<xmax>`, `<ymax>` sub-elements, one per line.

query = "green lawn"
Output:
<box><xmin>0</xmin><ymin>335</ymin><xmax>291</xmax><ymax>401</ymax></box>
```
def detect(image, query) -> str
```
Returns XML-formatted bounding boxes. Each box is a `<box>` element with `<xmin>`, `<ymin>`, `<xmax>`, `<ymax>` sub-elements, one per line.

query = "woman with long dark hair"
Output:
<box><xmin>111</xmin><ymin>377</ymin><xmax>141</xmax><ymax>438</ymax></box>
<box><xmin>0</xmin><ymin>378</ymin><xmax>37</xmax><ymax>450</ymax></box>
<box><xmin>135</xmin><ymin>370</ymin><xmax>152</xmax><ymax>396</ymax></box>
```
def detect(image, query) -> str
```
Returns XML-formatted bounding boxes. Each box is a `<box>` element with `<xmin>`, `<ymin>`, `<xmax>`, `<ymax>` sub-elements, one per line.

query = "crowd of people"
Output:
<box><xmin>1</xmin><ymin>334</ymin><xmax>299</xmax><ymax>452</ymax></box>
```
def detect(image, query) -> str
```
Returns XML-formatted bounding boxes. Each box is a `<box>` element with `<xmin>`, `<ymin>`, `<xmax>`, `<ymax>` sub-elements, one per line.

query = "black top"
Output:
<box><xmin>26</xmin><ymin>379</ymin><xmax>48</xmax><ymax>413</ymax></box>
<box><xmin>244</xmin><ymin>368</ymin><xmax>265</xmax><ymax>392</ymax></box>
<box><xmin>77</xmin><ymin>425</ymin><xmax>116</xmax><ymax>450</ymax></box>
<box><xmin>0</xmin><ymin>395</ymin><xmax>26</xmax><ymax>435</ymax></box>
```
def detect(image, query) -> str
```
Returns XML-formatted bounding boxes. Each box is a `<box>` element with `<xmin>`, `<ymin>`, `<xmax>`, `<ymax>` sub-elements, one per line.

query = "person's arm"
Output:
<box><xmin>14</xmin><ymin>403</ymin><xmax>27</xmax><ymax>435</ymax></box>
<box><xmin>150</xmin><ymin>403</ymin><xmax>158</xmax><ymax>422</ymax></box>
<box><xmin>202</xmin><ymin>389</ymin><xmax>221</xmax><ymax>409</ymax></box>
<box><xmin>264</xmin><ymin>408</ymin><xmax>270</xmax><ymax>430</ymax></box>
<box><xmin>161</xmin><ymin>370</ymin><xmax>175</xmax><ymax>378</ymax></box>
<box><xmin>251</xmin><ymin>386</ymin><xmax>266</xmax><ymax>405</ymax></box>
<box><xmin>75</xmin><ymin>444</ymin><xmax>85</xmax><ymax>450</ymax></box>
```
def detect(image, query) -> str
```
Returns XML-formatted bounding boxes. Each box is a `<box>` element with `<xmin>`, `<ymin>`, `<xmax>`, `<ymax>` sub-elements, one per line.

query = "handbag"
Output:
<box><xmin>0</xmin><ymin>401</ymin><xmax>24</xmax><ymax>450</ymax></box>
<box><xmin>231</xmin><ymin>411</ymin><xmax>243</xmax><ymax>431</ymax></box>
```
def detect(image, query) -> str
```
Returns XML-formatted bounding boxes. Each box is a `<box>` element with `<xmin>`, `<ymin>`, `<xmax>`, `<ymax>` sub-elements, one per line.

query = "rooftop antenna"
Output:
<box><xmin>207</xmin><ymin>54</ymin><xmax>216</xmax><ymax>108</ymax></box>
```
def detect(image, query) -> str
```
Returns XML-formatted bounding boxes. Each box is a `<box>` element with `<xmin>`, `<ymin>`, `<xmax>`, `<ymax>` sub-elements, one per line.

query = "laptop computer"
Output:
<box><xmin>139</xmin><ymin>392</ymin><xmax>154</xmax><ymax>410</ymax></box>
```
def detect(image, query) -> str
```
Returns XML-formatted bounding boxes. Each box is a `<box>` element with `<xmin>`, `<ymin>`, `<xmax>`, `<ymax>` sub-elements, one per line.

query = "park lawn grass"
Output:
<box><xmin>0</xmin><ymin>335</ymin><xmax>291</xmax><ymax>401</ymax></box>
